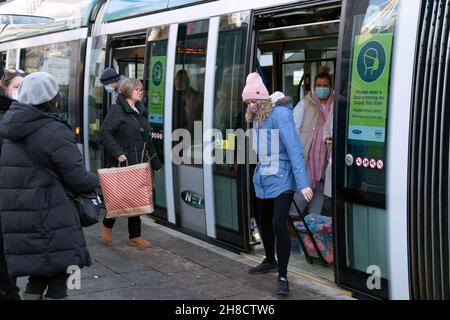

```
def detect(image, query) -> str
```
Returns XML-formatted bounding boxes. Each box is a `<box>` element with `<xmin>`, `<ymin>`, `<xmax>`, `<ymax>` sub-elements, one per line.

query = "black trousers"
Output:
<box><xmin>0</xmin><ymin>237</ymin><xmax>20</xmax><ymax>300</ymax></box>
<box><xmin>103</xmin><ymin>216</ymin><xmax>141</xmax><ymax>239</ymax></box>
<box><xmin>26</xmin><ymin>274</ymin><xmax>69</xmax><ymax>299</ymax></box>
<box><xmin>325</xmin><ymin>196</ymin><xmax>334</xmax><ymax>217</ymax></box>
<box><xmin>257</xmin><ymin>191</ymin><xmax>294</xmax><ymax>278</ymax></box>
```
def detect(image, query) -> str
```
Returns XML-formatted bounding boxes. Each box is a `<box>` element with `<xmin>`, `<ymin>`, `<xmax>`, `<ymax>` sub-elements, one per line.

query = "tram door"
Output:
<box><xmin>251</xmin><ymin>0</ymin><xmax>341</xmax><ymax>278</ymax></box>
<box><xmin>334</xmin><ymin>0</ymin><xmax>400</xmax><ymax>299</ymax></box>
<box><xmin>171</xmin><ymin>20</ymin><xmax>209</xmax><ymax>234</ymax></box>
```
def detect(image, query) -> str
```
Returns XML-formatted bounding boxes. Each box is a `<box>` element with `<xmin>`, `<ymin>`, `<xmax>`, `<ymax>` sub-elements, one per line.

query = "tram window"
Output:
<box><xmin>146</xmin><ymin>25</ymin><xmax>169</xmax><ymax>211</ymax></box>
<box><xmin>168</xmin><ymin>0</ymin><xmax>202</xmax><ymax>7</ymax></box>
<box><xmin>257</xmin><ymin>52</ymin><xmax>273</xmax><ymax>92</ymax></box>
<box><xmin>172</xmin><ymin>20</ymin><xmax>208</xmax><ymax>166</ymax></box>
<box><xmin>6</xmin><ymin>49</ymin><xmax>18</xmax><ymax>69</ymax></box>
<box><xmin>212</xmin><ymin>12</ymin><xmax>250</xmax><ymax>233</ymax></box>
<box><xmin>20</xmin><ymin>41</ymin><xmax>80</xmax><ymax>125</ymax></box>
<box><xmin>87</xmin><ymin>35</ymin><xmax>107</xmax><ymax>173</ymax></box>
<box><xmin>0</xmin><ymin>52</ymin><xmax>5</xmax><ymax>73</ymax></box>
<box><xmin>340</xmin><ymin>0</ymin><xmax>399</xmax><ymax>195</ymax></box>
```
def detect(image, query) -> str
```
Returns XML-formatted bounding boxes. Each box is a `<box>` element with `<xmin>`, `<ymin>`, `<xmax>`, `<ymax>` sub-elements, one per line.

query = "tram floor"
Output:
<box><xmin>252</xmin><ymin>238</ymin><xmax>335</xmax><ymax>284</ymax></box>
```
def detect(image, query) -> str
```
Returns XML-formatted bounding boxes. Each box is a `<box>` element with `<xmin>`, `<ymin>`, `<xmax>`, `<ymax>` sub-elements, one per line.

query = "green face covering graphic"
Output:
<box><xmin>148</xmin><ymin>56</ymin><xmax>166</xmax><ymax>124</ymax></box>
<box><xmin>348</xmin><ymin>33</ymin><xmax>393</xmax><ymax>143</ymax></box>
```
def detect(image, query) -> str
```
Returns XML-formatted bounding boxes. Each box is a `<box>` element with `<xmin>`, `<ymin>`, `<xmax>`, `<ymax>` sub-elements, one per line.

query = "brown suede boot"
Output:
<box><xmin>100</xmin><ymin>224</ymin><xmax>113</xmax><ymax>245</ymax></box>
<box><xmin>128</xmin><ymin>237</ymin><xmax>151</xmax><ymax>249</ymax></box>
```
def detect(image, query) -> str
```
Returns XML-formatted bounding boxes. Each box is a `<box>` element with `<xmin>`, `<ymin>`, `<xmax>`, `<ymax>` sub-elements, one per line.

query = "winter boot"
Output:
<box><xmin>128</xmin><ymin>237</ymin><xmax>151</xmax><ymax>249</ymax></box>
<box><xmin>100</xmin><ymin>224</ymin><xmax>113</xmax><ymax>245</ymax></box>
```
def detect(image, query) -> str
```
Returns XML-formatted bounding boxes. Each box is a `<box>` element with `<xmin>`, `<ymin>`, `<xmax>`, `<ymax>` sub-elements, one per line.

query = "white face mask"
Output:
<box><xmin>11</xmin><ymin>90</ymin><xmax>19</xmax><ymax>101</ymax></box>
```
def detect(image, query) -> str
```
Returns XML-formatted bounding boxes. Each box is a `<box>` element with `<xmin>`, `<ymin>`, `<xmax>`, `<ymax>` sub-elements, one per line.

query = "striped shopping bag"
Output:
<box><xmin>98</xmin><ymin>163</ymin><xmax>154</xmax><ymax>219</ymax></box>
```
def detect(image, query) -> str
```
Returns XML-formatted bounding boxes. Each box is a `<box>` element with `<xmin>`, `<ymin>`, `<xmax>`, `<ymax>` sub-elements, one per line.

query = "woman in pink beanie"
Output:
<box><xmin>243</xmin><ymin>73</ymin><xmax>313</xmax><ymax>295</ymax></box>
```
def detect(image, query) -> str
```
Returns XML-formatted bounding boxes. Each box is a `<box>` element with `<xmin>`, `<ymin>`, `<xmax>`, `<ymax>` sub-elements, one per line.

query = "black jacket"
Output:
<box><xmin>0</xmin><ymin>87</ymin><xmax>12</xmax><ymax>156</ymax></box>
<box><xmin>0</xmin><ymin>102</ymin><xmax>99</xmax><ymax>277</ymax></box>
<box><xmin>100</xmin><ymin>95</ymin><xmax>162</xmax><ymax>169</ymax></box>
<box><xmin>0</xmin><ymin>88</ymin><xmax>12</xmax><ymax>242</ymax></box>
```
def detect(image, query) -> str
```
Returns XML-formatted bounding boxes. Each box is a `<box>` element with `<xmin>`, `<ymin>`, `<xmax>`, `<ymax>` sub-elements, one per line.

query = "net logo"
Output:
<box><xmin>181</xmin><ymin>191</ymin><xmax>205</xmax><ymax>209</ymax></box>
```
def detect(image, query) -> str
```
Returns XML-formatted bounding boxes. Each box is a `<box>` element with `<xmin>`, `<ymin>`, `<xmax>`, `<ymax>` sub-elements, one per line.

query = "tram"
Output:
<box><xmin>0</xmin><ymin>0</ymin><xmax>447</xmax><ymax>300</ymax></box>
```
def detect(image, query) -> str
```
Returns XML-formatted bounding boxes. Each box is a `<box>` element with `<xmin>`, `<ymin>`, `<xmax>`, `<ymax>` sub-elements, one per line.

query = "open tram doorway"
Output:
<box><xmin>247</xmin><ymin>1</ymin><xmax>342</xmax><ymax>289</ymax></box>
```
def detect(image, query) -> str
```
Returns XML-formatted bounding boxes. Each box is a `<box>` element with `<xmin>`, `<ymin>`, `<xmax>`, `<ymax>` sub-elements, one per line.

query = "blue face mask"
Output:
<box><xmin>315</xmin><ymin>87</ymin><xmax>330</xmax><ymax>100</ymax></box>
<box><xmin>104</xmin><ymin>85</ymin><xmax>114</xmax><ymax>94</ymax></box>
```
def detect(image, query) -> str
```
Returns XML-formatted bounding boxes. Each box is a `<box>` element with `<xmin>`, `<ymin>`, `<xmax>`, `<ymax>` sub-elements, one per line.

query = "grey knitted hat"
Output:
<box><xmin>18</xmin><ymin>72</ymin><xmax>59</xmax><ymax>105</ymax></box>
<box><xmin>100</xmin><ymin>67</ymin><xmax>121</xmax><ymax>85</ymax></box>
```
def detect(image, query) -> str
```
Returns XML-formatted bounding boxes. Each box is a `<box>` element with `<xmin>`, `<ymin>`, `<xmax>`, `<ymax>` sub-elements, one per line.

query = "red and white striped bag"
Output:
<box><xmin>98</xmin><ymin>163</ymin><xmax>154</xmax><ymax>219</ymax></box>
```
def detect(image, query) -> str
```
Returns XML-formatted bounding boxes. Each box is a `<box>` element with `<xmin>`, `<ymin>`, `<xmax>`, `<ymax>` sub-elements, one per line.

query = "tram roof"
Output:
<box><xmin>0</xmin><ymin>0</ymin><xmax>100</xmax><ymax>43</ymax></box>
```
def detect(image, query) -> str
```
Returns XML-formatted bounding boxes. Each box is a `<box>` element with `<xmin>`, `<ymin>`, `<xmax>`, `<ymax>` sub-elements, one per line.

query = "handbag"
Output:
<box><xmin>98</xmin><ymin>143</ymin><xmax>154</xmax><ymax>219</ymax></box>
<box><xmin>21</xmin><ymin>144</ymin><xmax>102</xmax><ymax>228</ymax></box>
<box><xmin>70</xmin><ymin>190</ymin><xmax>103</xmax><ymax>227</ymax></box>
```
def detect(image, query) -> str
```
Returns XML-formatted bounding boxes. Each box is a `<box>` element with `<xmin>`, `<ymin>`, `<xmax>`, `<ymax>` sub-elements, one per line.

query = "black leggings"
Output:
<box><xmin>103</xmin><ymin>216</ymin><xmax>141</xmax><ymax>239</ymax></box>
<box><xmin>257</xmin><ymin>191</ymin><xmax>294</xmax><ymax>278</ymax></box>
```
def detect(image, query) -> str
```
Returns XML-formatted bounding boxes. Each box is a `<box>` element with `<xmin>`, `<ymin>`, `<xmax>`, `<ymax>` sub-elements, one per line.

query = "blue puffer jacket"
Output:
<box><xmin>253</xmin><ymin>102</ymin><xmax>310</xmax><ymax>199</ymax></box>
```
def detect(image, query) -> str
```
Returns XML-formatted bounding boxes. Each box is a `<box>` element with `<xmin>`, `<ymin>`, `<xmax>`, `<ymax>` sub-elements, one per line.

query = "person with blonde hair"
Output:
<box><xmin>100</xmin><ymin>78</ymin><xmax>161</xmax><ymax>249</ymax></box>
<box><xmin>243</xmin><ymin>73</ymin><xmax>312</xmax><ymax>295</ymax></box>
<box><xmin>293</xmin><ymin>66</ymin><xmax>334</xmax><ymax>215</ymax></box>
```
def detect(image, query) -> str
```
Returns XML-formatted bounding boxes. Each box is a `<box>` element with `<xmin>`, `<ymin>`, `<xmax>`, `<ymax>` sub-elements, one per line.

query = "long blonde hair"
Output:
<box><xmin>245</xmin><ymin>99</ymin><xmax>273</xmax><ymax>126</ymax></box>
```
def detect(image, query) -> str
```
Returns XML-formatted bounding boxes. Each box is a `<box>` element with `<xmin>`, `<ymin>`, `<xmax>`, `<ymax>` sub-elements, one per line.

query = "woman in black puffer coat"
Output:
<box><xmin>100</xmin><ymin>78</ymin><xmax>161</xmax><ymax>249</ymax></box>
<box><xmin>0</xmin><ymin>72</ymin><xmax>99</xmax><ymax>300</ymax></box>
<box><xmin>0</xmin><ymin>69</ymin><xmax>25</xmax><ymax>301</ymax></box>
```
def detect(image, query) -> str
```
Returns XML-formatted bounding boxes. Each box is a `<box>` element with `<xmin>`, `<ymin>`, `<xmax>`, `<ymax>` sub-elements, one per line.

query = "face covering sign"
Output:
<box><xmin>348</xmin><ymin>33</ymin><xmax>393</xmax><ymax>143</ymax></box>
<box><xmin>148</xmin><ymin>56</ymin><xmax>166</xmax><ymax>125</ymax></box>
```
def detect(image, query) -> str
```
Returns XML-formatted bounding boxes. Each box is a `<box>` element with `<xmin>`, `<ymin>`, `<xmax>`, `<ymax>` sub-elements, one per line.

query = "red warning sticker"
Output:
<box><xmin>370</xmin><ymin>159</ymin><xmax>376</xmax><ymax>169</ymax></box>
<box><xmin>356</xmin><ymin>157</ymin><xmax>363</xmax><ymax>167</ymax></box>
<box><xmin>377</xmin><ymin>160</ymin><xmax>384</xmax><ymax>170</ymax></box>
<box><xmin>363</xmin><ymin>158</ymin><xmax>369</xmax><ymax>168</ymax></box>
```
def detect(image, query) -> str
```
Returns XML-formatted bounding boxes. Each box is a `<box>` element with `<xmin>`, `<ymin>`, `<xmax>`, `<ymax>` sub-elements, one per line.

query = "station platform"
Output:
<box><xmin>16</xmin><ymin>216</ymin><xmax>353</xmax><ymax>300</ymax></box>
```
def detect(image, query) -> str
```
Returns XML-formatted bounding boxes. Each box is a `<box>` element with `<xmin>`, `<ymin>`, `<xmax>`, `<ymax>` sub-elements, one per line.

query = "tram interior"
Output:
<box><xmin>251</xmin><ymin>5</ymin><xmax>341</xmax><ymax>284</ymax></box>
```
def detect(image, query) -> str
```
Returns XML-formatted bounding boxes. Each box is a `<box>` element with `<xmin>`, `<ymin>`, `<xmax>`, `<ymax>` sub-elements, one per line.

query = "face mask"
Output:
<box><xmin>11</xmin><ymin>90</ymin><xmax>19</xmax><ymax>101</ymax></box>
<box><xmin>104</xmin><ymin>85</ymin><xmax>114</xmax><ymax>94</ymax></box>
<box><xmin>249</xmin><ymin>102</ymin><xmax>261</xmax><ymax>114</ymax></box>
<box><xmin>315</xmin><ymin>87</ymin><xmax>330</xmax><ymax>100</ymax></box>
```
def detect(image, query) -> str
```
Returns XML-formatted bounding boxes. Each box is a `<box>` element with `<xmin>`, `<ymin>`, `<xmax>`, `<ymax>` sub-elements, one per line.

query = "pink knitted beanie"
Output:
<box><xmin>242</xmin><ymin>73</ymin><xmax>270</xmax><ymax>102</ymax></box>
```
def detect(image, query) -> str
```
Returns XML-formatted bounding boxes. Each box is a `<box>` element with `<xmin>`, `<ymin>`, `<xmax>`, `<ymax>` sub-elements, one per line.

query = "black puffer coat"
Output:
<box><xmin>0</xmin><ymin>102</ymin><xmax>99</xmax><ymax>277</ymax></box>
<box><xmin>100</xmin><ymin>95</ymin><xmax>162</xmax><ymax>169</ymax></box>
<box><xmin>0</xmin><ymin>87</ymin><xmax>12</xmax><ymax>241</ymax></box>
<box><xmin>0</xmin><ymin>87</ymin><xmax>12</xmax><ymax>156</ymax></box>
